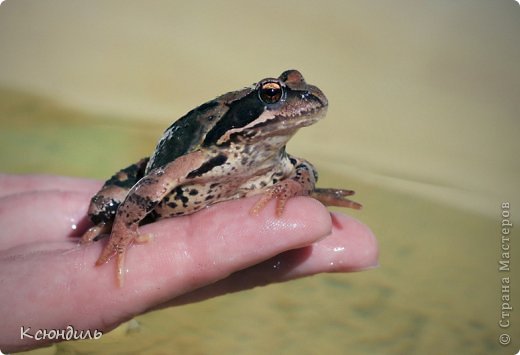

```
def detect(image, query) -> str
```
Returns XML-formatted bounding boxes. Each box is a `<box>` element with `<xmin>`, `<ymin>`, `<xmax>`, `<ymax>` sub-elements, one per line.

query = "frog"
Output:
<box><xmin>82</xmin><ymin>69</ymin><xmax>361</xmax><ymax>286</ymax></box>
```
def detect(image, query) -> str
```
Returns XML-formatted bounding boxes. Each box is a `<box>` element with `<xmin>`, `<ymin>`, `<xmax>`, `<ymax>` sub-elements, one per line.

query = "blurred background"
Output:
<box><xmin>0</xmin><ymin>1</ymin><xmax>518</xmax><ymax>354</ymax></box>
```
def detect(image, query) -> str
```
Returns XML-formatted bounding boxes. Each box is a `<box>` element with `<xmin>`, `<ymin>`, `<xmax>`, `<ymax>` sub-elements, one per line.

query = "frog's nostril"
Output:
<box><xmin>309</xmin><ymin>87</ymin><xmax>328</xmax><ymax>107</ymax></box>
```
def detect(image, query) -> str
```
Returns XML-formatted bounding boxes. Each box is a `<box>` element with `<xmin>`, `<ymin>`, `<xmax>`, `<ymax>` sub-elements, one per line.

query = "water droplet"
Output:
<box><xmin>69</xmin><ymin>218</ymin><xmax>77</xmax><ymax>231</ymax></box>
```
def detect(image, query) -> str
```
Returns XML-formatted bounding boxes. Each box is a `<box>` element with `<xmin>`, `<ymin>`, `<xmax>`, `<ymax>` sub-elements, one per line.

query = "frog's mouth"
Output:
<box><xmin>224</xmin><ymin>104</ymin><xmax>328</xmax><ymax>145</ymax></box>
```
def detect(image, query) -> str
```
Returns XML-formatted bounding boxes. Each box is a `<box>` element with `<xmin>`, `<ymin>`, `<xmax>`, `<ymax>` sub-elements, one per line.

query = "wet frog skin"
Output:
<box><xmin>82</xmin><ymin>69</ymin><xmax>361</xmax><ymax>285</ymax></box>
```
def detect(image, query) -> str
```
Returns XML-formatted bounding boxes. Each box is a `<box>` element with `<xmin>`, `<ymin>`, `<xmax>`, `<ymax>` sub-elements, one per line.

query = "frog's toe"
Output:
<box><xmin>112</xmin><ymin>232</ymin><xmax>151</xmax><ymax>286</ymax></box>
<box><xmin>95</xmin><ymin>236</ymin><xmax>130</xmax><ymax>287</ymax></box>
<box><xmin>116</xmin><ymin>250</ymin><xmax>127</xmax><ymax>287</ymax></box>
<box><xmin>95</xmin><ymin>243</ymin><xmax>118</xmax><ymax>266</ymax></box>
<box><xmin>311</xmin><ymin>188</ymin><xmax>362</xmax><ymax>210</ymax></box>
<box><xmin>80</xmin><ymin>222</ymin><xmax>111</xmax><ymax>244</ymax></box>
<box><xmin>94</xmin><ymin>223</ymin><xmax>145</xmax><ymax>287</ymax></box>
<box><xmin>250</xmin><ymin>179</ymin><xmax>304</xmax><ymax>217</ymax></box>
<box><xmin>95</xmin><ymin>229</ymin><xmax>136</xmax><ymax>266</ymax></box>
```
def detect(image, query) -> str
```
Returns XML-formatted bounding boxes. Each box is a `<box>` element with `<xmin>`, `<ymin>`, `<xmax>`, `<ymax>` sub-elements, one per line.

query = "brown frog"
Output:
<box><xmin>82</xmin><ymin>70</ymin><xmax>361</xmax><ymax>285</ymax></box>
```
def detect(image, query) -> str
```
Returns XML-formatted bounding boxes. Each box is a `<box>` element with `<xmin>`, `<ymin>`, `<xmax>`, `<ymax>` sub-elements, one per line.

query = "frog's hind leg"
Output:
<box><xmin>81</xmin><ymin>158</ymin><xmax>149</xmax><ymax>244</ymax></box>
<box><xmin>95</xmin><ymin>150</ymin><xmax>210</xmax><ymax>286</ymax></box>
<box><xmin>311</xmin><ymin>188</ymin><xmax>362</xmax><ymax>210</ymax></box>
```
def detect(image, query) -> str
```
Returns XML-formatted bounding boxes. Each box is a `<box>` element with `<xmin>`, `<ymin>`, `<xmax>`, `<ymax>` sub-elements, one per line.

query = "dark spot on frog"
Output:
<box><xmin>167</xmin><ymin>201</ymin><xmax>178</xmax><ymax>208</ymax></box>
<box><xmin>105</xmin><ymin>159</ymin><xmax>148</xmax><ymax>189</ymax></box>
<box><xmin>127</xmin><ymin>194</ymin><xmax>156</xmax><ymax>212</ymax></box>
<box><xmin>205</xmin><ymin>195</ymin><xmax>214</xmax><ymax>201</ymax></box>
<box><xmin>202</xmin><ymin>90</ymin><xmax>265</xmax><ymax>146</ymax></box>
<box><xmin>173</xmin><ymin>186</ymin><xmax>189</xmax><ymax>204</ymax></box>
<box><xmin>187</xmin><ymin>154</ymin><xmax>228</xmax><ymax>179</ymax></box>
<box><xmin>189</xmin><ymin>189</ymin><xmax>199</xmax><ymax>196</ymax></box>
<box><xmin>144</xmin><ymin>211</ymin><xmax>160</xmax><ymax>223</ymax></box>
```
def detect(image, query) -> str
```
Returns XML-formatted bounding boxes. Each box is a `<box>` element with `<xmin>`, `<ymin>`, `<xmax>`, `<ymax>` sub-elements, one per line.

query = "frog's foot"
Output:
<box><xmin>80</xmin><ymin>222</ymin><xmax>111</xmax><ymax>244</ymax></box>
<box><xmin>95</xmin><ymin>224</ymin><xmax>152</xmax><ymax>287</ymax></box>
<box><xmin>311</xmin><ymin>188</ymin><xmax>362</xmax><ymax>210</ymax></box>
<box><xmin>251</xmin><ymin>179</ymin><xmax>304</xmax><ymax>217</ymax></box>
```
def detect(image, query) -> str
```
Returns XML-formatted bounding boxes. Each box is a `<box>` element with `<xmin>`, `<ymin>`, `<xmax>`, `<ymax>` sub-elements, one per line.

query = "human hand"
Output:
<box><xmin>0</xmin><ymin>174</ymin><xmax>378</xmax><ymax>352</ymax></box>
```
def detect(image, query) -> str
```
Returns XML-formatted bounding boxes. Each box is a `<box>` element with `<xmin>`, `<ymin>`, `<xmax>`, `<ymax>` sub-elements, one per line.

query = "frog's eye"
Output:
<box><xmin>258</xmin><ymin>81</ymin><xmax>284</xmax><ymax>104</ymax></box>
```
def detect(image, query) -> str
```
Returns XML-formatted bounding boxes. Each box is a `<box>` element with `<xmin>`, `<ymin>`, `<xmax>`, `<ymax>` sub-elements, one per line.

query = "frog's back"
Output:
<box><xmin>145</xmin><ymin>87</ymin><xmax>253</xmax><ymax>173</ymax></box>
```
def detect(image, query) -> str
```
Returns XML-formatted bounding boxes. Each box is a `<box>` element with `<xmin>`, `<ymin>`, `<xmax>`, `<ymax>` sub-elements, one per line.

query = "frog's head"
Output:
<box><xmin>207</xmin><ymin>69</ymin><xmax>328</xmax><ymax>147</ymax></box>
<box><xmin>257</xmin><ymin>69</ymin><xmax>328</xmax><ymax>127</ymax></box>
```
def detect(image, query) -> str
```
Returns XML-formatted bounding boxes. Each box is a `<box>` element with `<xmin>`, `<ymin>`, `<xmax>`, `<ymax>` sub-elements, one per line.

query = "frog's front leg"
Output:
<box><xmin>95</xmin><ymin>150</ymin><xmax>209</xmax><ymax>286</ymax></box>
<box><xmin>251</xmin><ymin>158</ymin><xmax>318</xmax><ymax>216</ymax></box>
<box><xmin>251</xmin><ymin>157</ymin><xmax>361</xmax><ymax>216</ymax></box>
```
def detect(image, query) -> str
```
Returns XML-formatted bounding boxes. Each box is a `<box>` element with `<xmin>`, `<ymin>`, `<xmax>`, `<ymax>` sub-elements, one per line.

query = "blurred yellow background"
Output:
<box><xmin>0</xmin><ymin>1</ymin><xmax>518</xmax><ymax>354</ymax></box>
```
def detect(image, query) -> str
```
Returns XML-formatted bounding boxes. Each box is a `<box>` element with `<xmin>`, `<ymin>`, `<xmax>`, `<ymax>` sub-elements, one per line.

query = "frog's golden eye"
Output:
<box><xmin>258</xmin><ymin>81</ymin><xmax>284</xmax><ymax>104</ymax></box>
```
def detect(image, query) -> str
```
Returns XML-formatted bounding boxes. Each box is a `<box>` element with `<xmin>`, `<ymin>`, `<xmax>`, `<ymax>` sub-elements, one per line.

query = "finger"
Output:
<box><xmin>161</xmin><ymin>213</ymin><xmax>378</xmax><ymax>307</ymax></box>
<box><xmin>0</xmin><ymin>190</ymin><xmax>94</xmax><ymax>248</ymax></box>
<box><xmin>0</xmin><ymin>174</ymin><xmax>101</xmax><ymax>198</ymax></box>
<box><xmin>96</xmin><ymin>196</ymin><xmax>333</xmax><ymax>297</ymax></box>
<box><xmin>0</xmin><ymin>196</ymin><xmax>333</xmax><ymax>351</ymax></box>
